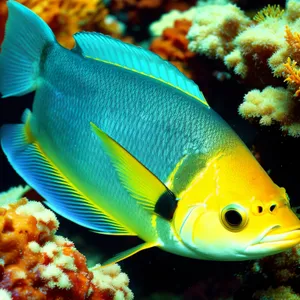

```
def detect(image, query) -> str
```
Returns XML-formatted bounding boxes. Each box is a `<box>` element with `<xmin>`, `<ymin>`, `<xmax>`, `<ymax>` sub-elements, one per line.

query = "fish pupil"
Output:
<box><xmin>269</xmin><ymin>204</ymin><xmax>276</xmax><ymax>212</ymax></box>
<box><xmin>225</xmin><ymin>210</ymin><xmax>242</xmax><ymax>226</ymax></box>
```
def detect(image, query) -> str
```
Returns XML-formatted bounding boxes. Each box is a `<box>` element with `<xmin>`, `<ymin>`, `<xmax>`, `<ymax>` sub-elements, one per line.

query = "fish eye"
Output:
<box><xmin>221</xmin><ymin>204</ymin><xmax>248</xmax><ymax>232</ymax></box>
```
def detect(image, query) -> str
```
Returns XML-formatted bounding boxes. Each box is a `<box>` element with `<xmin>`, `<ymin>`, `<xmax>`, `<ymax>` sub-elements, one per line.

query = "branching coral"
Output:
<box><xmin>0</xmin><ymin>0</ymin><xmax>123</xmax><ymax>49</ymax></box>
<box><xmin>284</xmin><ymin>57</ymin><xmax>300</xmax><ymax>96</ymax></box>
<box><xmin>0</xmin><ymin>196</ymin><xmax>134</xmax><ymax>299</ymax></box>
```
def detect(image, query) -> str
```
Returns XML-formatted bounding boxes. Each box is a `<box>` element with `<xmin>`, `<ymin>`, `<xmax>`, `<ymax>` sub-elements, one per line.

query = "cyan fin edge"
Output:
<box><xmin>1</xmin><ymin>116</ymin><xmax>135</xmax><ymax>236</ymax></box>
<box><xmin>86</xmin><ymin>56</ymin><xmax>208</xmax><ymax>107</ymax></box>
<box><xmin>73</xmin><ymin>32</ymin><xmax>209</xmax><ymax>107</ymax></box>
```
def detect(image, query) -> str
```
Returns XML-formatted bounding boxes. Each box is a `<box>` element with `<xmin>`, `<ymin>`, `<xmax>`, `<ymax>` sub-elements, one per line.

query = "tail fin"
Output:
<box><xmin>0</xmin><ymin>0</ymin><xmax>56</xmax><ymax>98</ymax></box>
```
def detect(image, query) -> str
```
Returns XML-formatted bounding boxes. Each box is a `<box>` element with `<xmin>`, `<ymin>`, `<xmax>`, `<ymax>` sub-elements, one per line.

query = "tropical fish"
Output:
<box><xmin>1</xmin><ymin>0</ymin><xmax>300</xmax><ymax>266</ymax></box>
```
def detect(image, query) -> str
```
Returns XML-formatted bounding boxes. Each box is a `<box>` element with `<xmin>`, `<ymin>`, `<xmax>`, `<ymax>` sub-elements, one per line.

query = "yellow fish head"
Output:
<box><xmin>172</xmin><ymin>148</ymin><xmax>300</xmax><ymax>261</ymax></box>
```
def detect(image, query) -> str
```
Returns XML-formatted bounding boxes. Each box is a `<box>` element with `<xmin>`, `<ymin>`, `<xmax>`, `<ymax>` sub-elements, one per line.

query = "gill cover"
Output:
<box><xmin>173</xmin><ymin>203</ymin><xmax>207</xmax><ymax>252</ymax></box>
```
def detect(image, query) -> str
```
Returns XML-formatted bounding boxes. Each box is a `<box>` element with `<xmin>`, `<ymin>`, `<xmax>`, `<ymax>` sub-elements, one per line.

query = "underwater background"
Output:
<box><xmin>1</xmin><ymin>0</ymin><xmax>300</xmax><ymax>299</ymax></box>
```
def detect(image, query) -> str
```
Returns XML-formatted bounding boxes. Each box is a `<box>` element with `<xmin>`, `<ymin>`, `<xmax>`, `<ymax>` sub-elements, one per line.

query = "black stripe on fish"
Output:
<box><xmin>155</xmin><ymin>190</ymin><xmax>178</xmax><ymax>220</ymax></box>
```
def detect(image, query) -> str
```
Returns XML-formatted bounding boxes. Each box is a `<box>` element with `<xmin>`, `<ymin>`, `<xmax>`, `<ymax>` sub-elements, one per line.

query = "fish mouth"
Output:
<box><xmin>245</xmin><ymin>225</ymin><xmax>300</xmax><ymax>256</ymax></box>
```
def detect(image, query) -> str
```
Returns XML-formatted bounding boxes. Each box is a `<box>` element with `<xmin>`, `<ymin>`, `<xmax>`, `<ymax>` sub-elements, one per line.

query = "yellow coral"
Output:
<box><xmin>283</xmin><ymin>57</ymin><xmax>300</xmax><ymax>96</ymax></box>
<box><xmin>253</xmin><ymin>4</ymin><xmax>284</xmax><ymax>23</ymax></box>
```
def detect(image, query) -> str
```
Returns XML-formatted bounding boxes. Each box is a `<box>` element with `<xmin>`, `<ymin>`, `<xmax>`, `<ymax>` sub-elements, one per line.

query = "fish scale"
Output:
<box><xmin>37</xmin><ymin>43</ymin><xmax>234</xmax><ymax>186</ymax></box>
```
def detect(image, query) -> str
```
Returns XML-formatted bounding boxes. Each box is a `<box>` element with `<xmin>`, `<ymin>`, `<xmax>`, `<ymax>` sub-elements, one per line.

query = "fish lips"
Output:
<box><xmin>245</xmin><ymin>225</ymin><xmax>300</xmax><ymax>256</ymax></box>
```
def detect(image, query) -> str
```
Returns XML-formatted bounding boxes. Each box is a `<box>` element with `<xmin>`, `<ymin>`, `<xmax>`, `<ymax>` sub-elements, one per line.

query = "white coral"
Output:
<box><xmin>90</xmin><ymin>264</ymin><xmax>134</xmax><ymax>300</ymax></box>
<box><xmin>0</xmin><ymin>185</ymin><xmax>30</xmax><ymax>207</ymax></box>
<box><xmin>0</xmin><ymin>289</ymin><xmax>12</xmax><ymax>300</ymax></box>
<box><xmin>187</xmin><ymin>2</ymin><xmax>250</xmax><ymax>59</ymax></box>
<box><xmin>149</xmin><ymin>7</ymin><xmax>196</xmax><ymax>36</ymax></box>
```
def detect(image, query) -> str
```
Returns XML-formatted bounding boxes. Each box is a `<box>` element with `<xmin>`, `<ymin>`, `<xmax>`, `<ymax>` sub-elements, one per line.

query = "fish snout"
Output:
<box><xmin>245</xmin><ymin>203</ymin><xmax>300</xmax><ymax>257</ymax></box>
<box><xmin>260</xmin><ymin>224</ymin><xmax>300</xmax><ymax>243</ymax></box>
<box><xmin>245</xmin><ymin>224</ymin><xmax>300</xmax><ymax>256</ymax></box>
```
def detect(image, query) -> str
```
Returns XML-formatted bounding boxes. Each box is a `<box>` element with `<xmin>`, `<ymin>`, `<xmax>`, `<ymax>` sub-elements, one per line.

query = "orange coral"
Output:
<box><xmin>0</xmin><ymin>198</ymin><xmax>133</xmax><ymax>300</ymax></box>
<box><xmin>149</xmin><ymin>19</ymin><xmax>196</xmax><ymax>77</ymax></box>
<box><xmin>283</xmin><ymin>25</ymin><xmax>300</xmax><ymax>65</ymax></box>
<box><xmin>50</xmin><ymin>0</ymin><xmax>115</xmax><ymax>48</ymax></box>
<box><xmin>283</xmin><ymin>26</ymin><xmax>300</xmax><ymax>99</ymax></box>
<box><xmin>283</xmin><ymin>57</ymin><xmax>300</xmax><ymax>96</ymax></box>
<box><xmin>285</xmin><ymin>25</ymin><xmax>300</xmax><ymax>50</ymax></box>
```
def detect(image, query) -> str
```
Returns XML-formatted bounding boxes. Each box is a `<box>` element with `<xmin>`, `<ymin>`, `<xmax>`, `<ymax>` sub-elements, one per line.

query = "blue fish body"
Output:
<box><xmin>28</xmin><ymin>41</ymin><xmax>237</xmax><ymax>246</ymax></box>
<box><xmin>5</xmin><ymin>1</ymin><xmax>299</xmax><ymax>265</ymax></box>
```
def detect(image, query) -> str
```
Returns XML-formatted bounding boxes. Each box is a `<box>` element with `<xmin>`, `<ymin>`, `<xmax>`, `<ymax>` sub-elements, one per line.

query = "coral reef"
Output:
<box><xmin>239</xmin><ymin>86</ymin><xmax>300</xmax><ymax>137</ymax></box>
<box><xmin>184</xmin><ymin>0</ymin><xmax>300</xmax><ymax>136</ymax></box>
<box><xmin>254</xmin><ymin>286</ymin><xmax>300</xmax><ymax>300</ymax></box>
<box><xmin>0</xmin><ymin>0</ymin><xmax>123</xmax><ymax>48</ymax></box>
<box><xmin>149</xmin><ymin>19</ymin><xmax>196</xmax><ymax>78</ymax></box>
<box><xmin>0</xmin><ymin>196</ymin><xmax>133</xmax><ymax>299</ymax></box>
<box><xmin>0</xmin><ymin>186</ymin><xmax>31</xmax><ymax>206</ymax></box>
<box><xmin>188</xmin><ymin>2</ymin><xmax>251</xmax><ymax>61</ymax></box>
<box><xmin>109</xmin><ymin>0</ymin><xmax>196</xmax><ymax>37</ymax></box>
<box><xmin>149</xmin><ymin>7</ymin><xmax>196</xmax><ymax>37</ymax></box>
<box><xmin>235</xmin><ymin>244</ymin><xmax>300</xmax><ymax>299</ymax></box>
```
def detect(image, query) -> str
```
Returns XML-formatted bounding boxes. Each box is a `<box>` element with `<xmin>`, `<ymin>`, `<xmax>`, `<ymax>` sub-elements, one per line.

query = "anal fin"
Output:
<box><xmin>98</xmin><ymin>241</ymin><xmax>159</xmax><ymax>267</ymax></box>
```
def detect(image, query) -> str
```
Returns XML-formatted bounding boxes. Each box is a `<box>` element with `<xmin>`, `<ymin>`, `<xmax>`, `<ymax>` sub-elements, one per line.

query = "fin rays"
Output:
<box><xmin>73</xmin><ymin>32</ymin><xmax>209</xmax><ymax>107</ymax></box>
<box><xmin>1</xmin><ymin>115</ymin><xmax>135</xmax><ymax>236</ymax></box>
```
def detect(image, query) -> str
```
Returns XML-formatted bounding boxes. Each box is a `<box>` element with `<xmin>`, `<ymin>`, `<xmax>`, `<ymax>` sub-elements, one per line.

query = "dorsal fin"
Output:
<box><xmin>73</xmin><ymin>32</ymin><xmax>209</xmax><ymax>107</ymax></box>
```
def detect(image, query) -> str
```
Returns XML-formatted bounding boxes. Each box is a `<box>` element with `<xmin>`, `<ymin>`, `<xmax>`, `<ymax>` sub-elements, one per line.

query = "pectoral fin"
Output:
<box><xmin>90</xmin><ymin>122</ymin><xmax>178</xmax><ymax>219</ymax></box>
<box><xmin>100</xmin><ymin>241</ymin><xmax>159</xmax><ymax>267</ymax></box>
